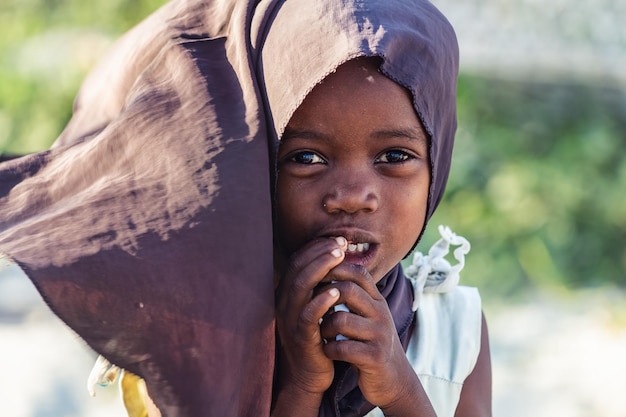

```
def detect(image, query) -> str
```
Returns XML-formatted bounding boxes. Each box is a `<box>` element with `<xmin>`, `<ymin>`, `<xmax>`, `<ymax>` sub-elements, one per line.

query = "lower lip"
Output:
<box><xmin>343</xmin><ymin>244</ymin><xmax>377</xmax><ymax>266</ymax></box>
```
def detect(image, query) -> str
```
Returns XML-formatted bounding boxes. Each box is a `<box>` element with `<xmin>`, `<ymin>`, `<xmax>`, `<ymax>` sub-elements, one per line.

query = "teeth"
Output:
<box><xmin>346</xmin><ymin>242</ymin><xmax>370</xmax><ymax>253</ymax></box>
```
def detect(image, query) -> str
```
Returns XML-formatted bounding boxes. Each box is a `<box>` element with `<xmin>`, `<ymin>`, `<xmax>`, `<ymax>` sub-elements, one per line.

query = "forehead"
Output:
<box><xmin>299</xmin><ymin>58</ymin><xmax>411</xmax><ymax>110</ymax></box>
<box><xmin>284</xmin><ymin>58</ymin><xmax>426</xmax><ymax>145</ymax></box>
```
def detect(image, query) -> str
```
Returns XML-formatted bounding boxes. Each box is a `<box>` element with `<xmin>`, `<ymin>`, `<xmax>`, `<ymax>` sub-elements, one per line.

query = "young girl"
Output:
<box><xmin>0</xmin><ymin>0</ymin><xmax>491</xmax><ymax>416</ymax></box>
<box><xmin>271</xmin><ymin>57</ymin><xmax>491</xmax><ymax>417</ymax></box>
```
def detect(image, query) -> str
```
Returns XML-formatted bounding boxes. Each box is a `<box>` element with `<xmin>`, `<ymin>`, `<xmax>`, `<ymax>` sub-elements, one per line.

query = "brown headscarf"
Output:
<box><xmin>0</xmin><ymin>0</ymin><xmax>458</xmax><ymax>416</ymax></box>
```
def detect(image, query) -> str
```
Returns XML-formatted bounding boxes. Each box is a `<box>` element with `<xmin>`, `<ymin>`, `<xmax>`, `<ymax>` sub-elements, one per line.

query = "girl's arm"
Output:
<box><xmin>454</xmin><ymin>313</ymin><xmax>493</xmax><ymax>417</ymax></box>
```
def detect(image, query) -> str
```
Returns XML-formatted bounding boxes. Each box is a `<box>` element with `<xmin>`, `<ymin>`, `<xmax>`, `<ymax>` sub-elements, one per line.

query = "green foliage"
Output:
<box><xmin>1</xmin><ymin>1</ymin><xmax>624</xmax><ymax>296</ymax></box>
<box><xmin>0</xmin><ymin>0</ymin><xmax>165</xmax><ymax>153</ymax></box>
<box><xmin>418</xmin><ymin>76</ymin><xmax>626</xmax><ymax>297</ymax></box>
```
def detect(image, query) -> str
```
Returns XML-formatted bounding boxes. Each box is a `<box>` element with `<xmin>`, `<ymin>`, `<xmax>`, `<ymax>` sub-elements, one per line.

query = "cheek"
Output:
<box><xmin>388</xmin><ymin>179</ymin><xmax>429</xmax><ymax>245</ymax></box>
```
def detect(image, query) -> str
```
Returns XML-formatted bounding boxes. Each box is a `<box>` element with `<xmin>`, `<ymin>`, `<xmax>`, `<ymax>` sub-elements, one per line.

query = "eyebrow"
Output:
<box><xmin>282</xmin><ymin>126</ymin><xmax>428</xmax><ymax>145</ymax></box>
<box><xmin>281</xmin><ymin>128</ymin><xmax>324</xmax><ymax>141</ymax></box>
<box><xmin>370</xmin><ymin>127</ymin><xmax>428</xmax><ymax>145</ymax></box>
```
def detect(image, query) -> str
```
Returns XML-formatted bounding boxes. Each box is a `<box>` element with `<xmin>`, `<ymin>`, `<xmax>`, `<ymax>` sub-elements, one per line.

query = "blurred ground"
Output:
<box><xmin>2</xmin><ymin>264</ymin><xmax>626</xmax><ymax>417</ymax></box>
<box><xmin>487</xmin><ymin>290</ymin><xmax>626</xmax><ymax>417</ymax></box>
<box><xmin>0</xmin><ymin>265</ymin><xmax>125</xmax><ymax>417</ymax></box>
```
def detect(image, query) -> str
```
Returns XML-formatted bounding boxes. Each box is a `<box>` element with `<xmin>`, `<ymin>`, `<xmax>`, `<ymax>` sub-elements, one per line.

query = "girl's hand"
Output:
<box><xmin>320</xmin><ymin>263</ymin><xmax>430</xmax><ymax>413</ymax></box>
<box><xmin>274</xmin><ymin>236</ymin><xmax>347</xmax><ymax>412</ymax></box>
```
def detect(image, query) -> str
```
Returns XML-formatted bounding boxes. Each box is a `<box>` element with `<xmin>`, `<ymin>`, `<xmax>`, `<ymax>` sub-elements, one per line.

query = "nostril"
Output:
<box><xmin>322</xmin><ymin>190</ymin><xmax>378</xmax><ymax>214</ymax></box>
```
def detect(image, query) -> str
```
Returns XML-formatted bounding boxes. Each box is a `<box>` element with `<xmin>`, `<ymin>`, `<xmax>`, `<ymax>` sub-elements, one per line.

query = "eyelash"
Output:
<box><xmin>375</xmin><ymin>149</ymin><xmax>414</xmax><ymax>164</ymax></box>
<box><xmin>287</xmin><ymin>149</ymin><xmax>415</xmax><ymax>165</ymax></box>
<box><xmin>289</xmin><ymin>151</ymin><xmax>326</xmax><ymax>165</ymax></box>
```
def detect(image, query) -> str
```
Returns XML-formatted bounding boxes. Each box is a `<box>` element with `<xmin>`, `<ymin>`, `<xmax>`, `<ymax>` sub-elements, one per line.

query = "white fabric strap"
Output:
<box><xmin>405</xmin><ymin>225</ymin><xmax>471</xmax><ymax>311</ymax></box>
<box><xmin>87</xmin><ymin>355</ymin><xmax>121</xmax><ymax>397</ymax></box>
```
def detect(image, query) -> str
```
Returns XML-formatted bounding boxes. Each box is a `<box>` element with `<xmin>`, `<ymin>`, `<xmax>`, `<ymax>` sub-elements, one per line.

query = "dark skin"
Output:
<box><xmin>272</xmin><ymin>58</ymin><xmax>492</xmax><ymax>417</ymax></box>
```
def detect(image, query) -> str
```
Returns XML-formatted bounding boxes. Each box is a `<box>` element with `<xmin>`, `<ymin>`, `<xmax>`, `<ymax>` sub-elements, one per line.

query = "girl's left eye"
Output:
<box><xmin>376</xmin><ymin>150</ymin><xmax>413</xmax><ymax>163</ymax></box>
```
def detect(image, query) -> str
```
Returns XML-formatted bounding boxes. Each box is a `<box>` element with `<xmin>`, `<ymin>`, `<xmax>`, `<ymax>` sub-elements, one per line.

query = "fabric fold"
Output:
<box><xmin>1</xmin><ymin>1</ymin><xmax>275</xmax><ymax>415</ymax></box>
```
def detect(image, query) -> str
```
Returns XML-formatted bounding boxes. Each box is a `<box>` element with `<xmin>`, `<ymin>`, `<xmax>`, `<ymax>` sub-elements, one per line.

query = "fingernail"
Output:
<box><xmin>331</xmin><ymin>248</ymin><xmax>343</xmax><ymax>258</ymax></box>
<box><xmin>335</xmin><ymin>236</ymin><xmax>347</xmax><ymax>247</ymax></box>
<box><xmin>329</xmin><ymin>288</ymin><xmax>339</xmax><ymax>298</ymax></box>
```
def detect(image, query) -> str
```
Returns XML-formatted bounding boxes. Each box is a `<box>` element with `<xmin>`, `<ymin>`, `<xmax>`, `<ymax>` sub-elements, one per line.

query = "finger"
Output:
<box><xmin>283</xmin><ymin>237</ymin><xmax>347</xmax><ymax>288</ymax></box>
<box><xmin>320</xmin><ymin>302</ymin><xmax>395</xmax><ymax>341</ymax></box>
<box><xmin>300</xmin><ymin>288</ymin><xmax>341</xmax><ymax>341</ymax></box>
<box><xmin>277</xmin><ymin>237</ymin><xmax>346</xmax><ymax>310</ymax></box>
<box><xmin>322</xmin><ymin>329</ymin><xmax>404</xmax><ymax>368</ymax></box>
<box><xmin>322</xmin><ymin>338</ymin><xmax>376</xmax><ymax>366</ymax></box>
<box><xmin>324</xmin><ymin>275</ymin><xmax>386</xmax><ymax>320</ymax></box>
<box><xmin>289</xmin><ymin>236</ymin><xmax>348</xmax><ymax>272</ymax></box>
<box><xmin>319</xmin><ymin>310</ymin><xmax>376</xmax><ymax>342</ymax></box>
<box><xmin>326</xmin><ymin>262</ymin><xmax>381</xmax><ymax>300</ymax></box>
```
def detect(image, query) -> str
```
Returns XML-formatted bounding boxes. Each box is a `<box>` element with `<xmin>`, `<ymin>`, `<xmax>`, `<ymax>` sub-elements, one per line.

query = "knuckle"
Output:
<box><xmin>350</xmin><ymin>263</ymin><xmax>370</xmax><ymax>280</ymax></box>
<box><xmin>300</xmin><ymin>306</ymin><xmax>318</xmax><ymax>326</ymax></box>
<box><xmin>290</xmin><ymin>276</ymin><xmax>311</xmax><ymax>295</ymax></box>
<box><xmin>334</xmin><ymin>340</ymin><xmax>352</xmax><ymax>357</ymax></box>
<box><xmin>332</xmin><ymin>310</ymin><xmax>350</xmax><ymax>329</ymax></box>
<box><xmin>285</xmin><ymin>257</ymin><xmax>305</xmax><ymax>278</ymax></box>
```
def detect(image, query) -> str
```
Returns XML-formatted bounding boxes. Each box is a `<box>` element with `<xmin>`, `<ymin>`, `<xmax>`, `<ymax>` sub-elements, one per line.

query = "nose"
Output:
<box><xmin>322</xmin><ymin>174</ymin><xmax>379</xmax><ymax>214</ymax></box>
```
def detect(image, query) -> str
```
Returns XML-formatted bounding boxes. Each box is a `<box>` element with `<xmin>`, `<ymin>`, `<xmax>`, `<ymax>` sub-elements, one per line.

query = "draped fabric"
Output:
<box><xmin>1</xmin><ymin>2</ymin><xmax>275</xmax><ymax>415</ymax></box>
<box><xmin>0</xmin><ymin>0</ymin><xmax>459</xmax><ymax>416</ymax></box>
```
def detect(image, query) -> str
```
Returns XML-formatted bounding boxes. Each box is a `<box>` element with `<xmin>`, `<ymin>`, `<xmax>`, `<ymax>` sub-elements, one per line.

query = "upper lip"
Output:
<box><xmin>317</xmin><ymin>227</ymin><xmax>378</xmax><ymax>245</ymax></box>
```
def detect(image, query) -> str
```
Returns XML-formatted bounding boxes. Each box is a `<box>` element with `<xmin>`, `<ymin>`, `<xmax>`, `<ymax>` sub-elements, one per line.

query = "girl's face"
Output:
<box><xmin>276</xmin><ymin>58</ymin><xmax>430</xmax><ymax>283</ymax></box>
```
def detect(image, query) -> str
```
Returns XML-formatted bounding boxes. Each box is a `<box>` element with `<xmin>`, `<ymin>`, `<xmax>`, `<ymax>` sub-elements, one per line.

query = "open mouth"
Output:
<box><xmin>343</xmin><ymin>241</ymin><xmax>376</xmax><ymax>265</ymax></box>
<box><xmin>345</xmin><ymin>242</ymin><xmax>370</xmax><ymax>254</ymax></box>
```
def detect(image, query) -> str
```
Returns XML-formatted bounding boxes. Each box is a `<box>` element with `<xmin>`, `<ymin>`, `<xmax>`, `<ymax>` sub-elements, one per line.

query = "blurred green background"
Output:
<box><xmin>425</xmin><ymin>75</ymin><xmax>626</xmax><ymax>297</ymax></box>
<box><xmin>2</xmin><ymin>0</ymin><xmax>624</xmax><ymax>297</ymax></box>
<box><xmin>0</xmin><ymin>0</ymin><xmax>164</xmax><ymax>154</ymax></box>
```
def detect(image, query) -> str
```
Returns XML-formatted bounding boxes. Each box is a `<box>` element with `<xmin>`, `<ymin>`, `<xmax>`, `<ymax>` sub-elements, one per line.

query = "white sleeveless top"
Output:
<box><xmin>366</xmin><ymin>286</ymin><xmax>482</xmax><ymax>417</ymax></box>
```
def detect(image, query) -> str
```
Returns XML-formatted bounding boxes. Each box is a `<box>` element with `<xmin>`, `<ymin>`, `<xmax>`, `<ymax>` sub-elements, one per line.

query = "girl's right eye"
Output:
<box><xmin>289</xmin><ymin>151</ymin><xmax>326</xmax><ymax>165</ymax></box>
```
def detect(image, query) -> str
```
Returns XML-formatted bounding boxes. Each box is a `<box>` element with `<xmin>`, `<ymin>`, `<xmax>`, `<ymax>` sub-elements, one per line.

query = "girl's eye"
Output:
<box><xmin>290</xmin><ymin>151</ymin><xmax>326</xmax><ymax>165</ymax></box>
<box><xmin>376</xmin><ymin>150</ymin><xmax>413</xmax><ymax>163</ymax></box>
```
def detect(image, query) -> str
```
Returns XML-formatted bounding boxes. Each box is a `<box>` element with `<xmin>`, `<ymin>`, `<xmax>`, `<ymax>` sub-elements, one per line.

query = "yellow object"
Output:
<box><xmin>88</xmin><ymin>355</ymin><xmax>152</xmax><ymax>417</ymax></box>
<box><xmin>120</xmin><ymin>371</ymin><xmax>149</xmax><ymax>417</ymax></box>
